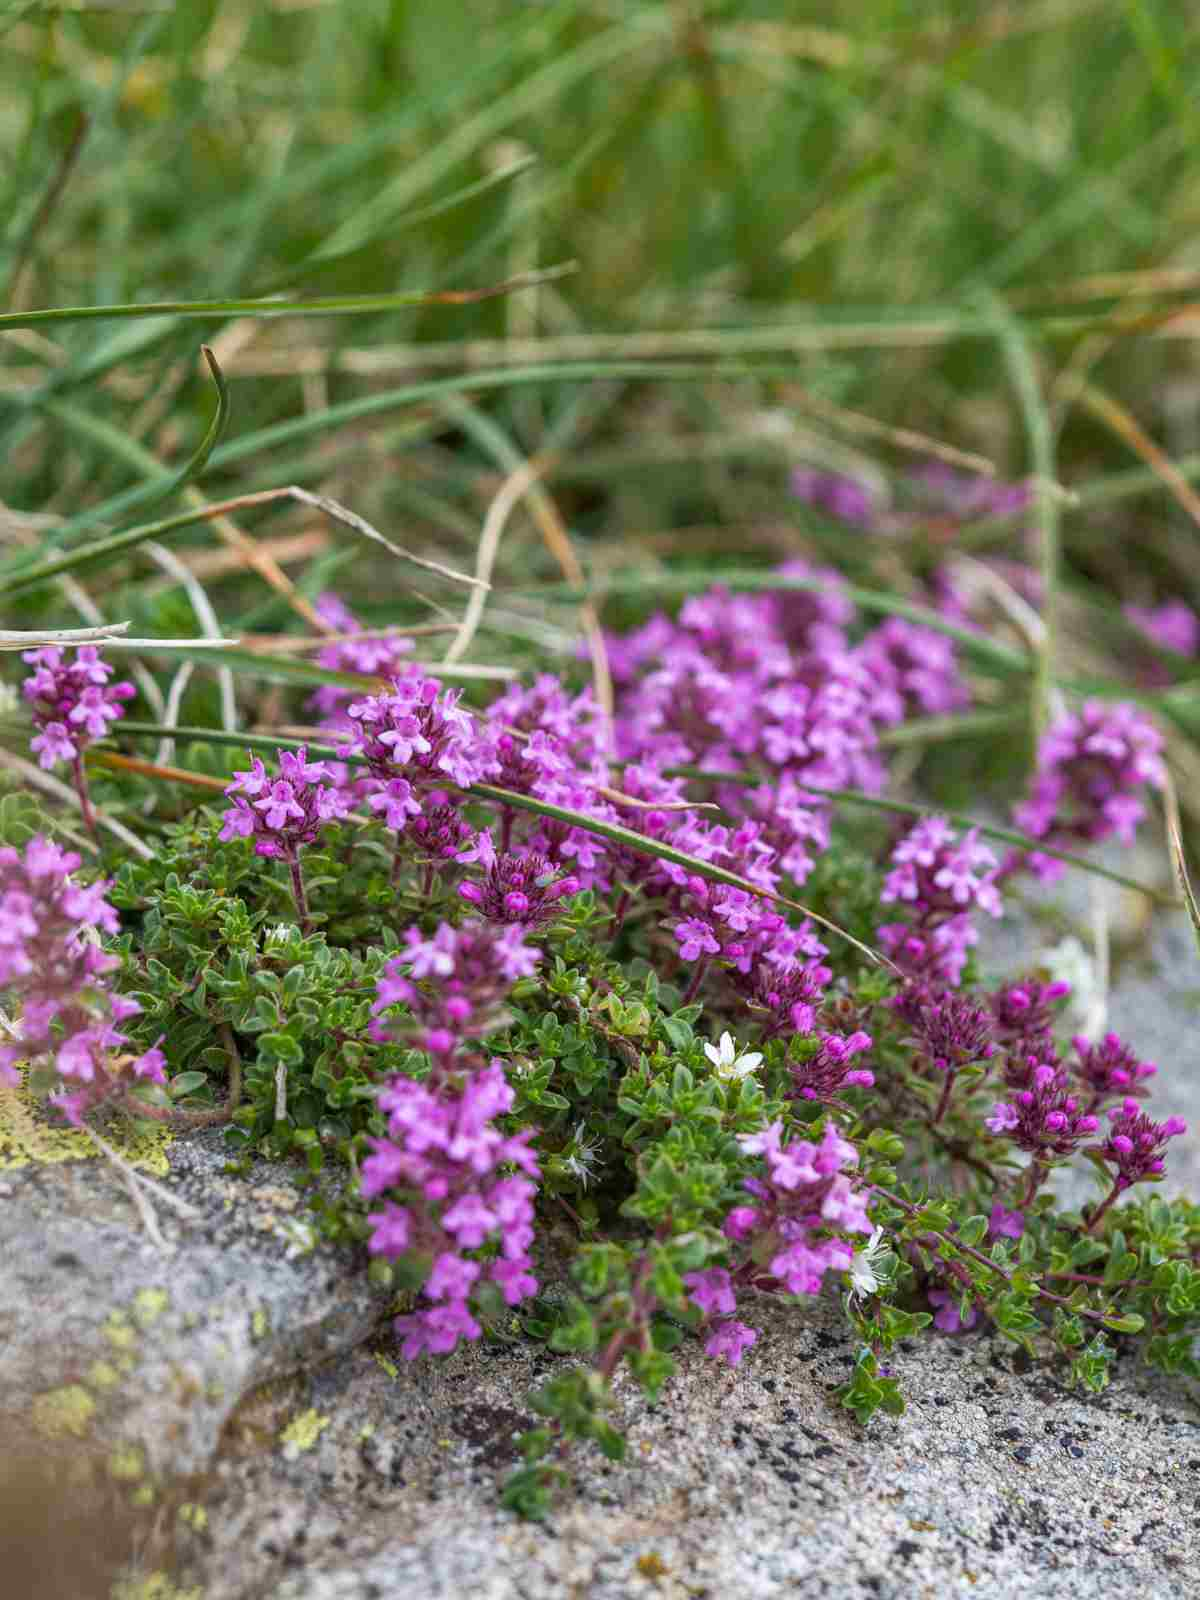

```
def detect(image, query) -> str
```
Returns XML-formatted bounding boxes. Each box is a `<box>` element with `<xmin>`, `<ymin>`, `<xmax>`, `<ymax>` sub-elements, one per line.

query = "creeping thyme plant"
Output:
<box><xmin>5</xmin><ymin>474</ymin><xmax>1200</xmax><ymax>1521</ymax></box>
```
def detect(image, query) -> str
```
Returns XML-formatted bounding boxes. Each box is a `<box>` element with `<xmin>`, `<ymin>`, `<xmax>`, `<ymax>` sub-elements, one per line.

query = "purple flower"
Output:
<box><xmin>987</xmin><ymin>1203</ymin><xmax>1024</xmax><ymax>1241</ymax></box>
<box><xmin>22</xmin><ymin>646</ymin><xmax>134</xmax><ymax>770</ymax></box>
<box><xmin>983</xmin><ymin>1062</ymin><xmax>1099</xmax><ymax>1158</ymax></box>
<box><xmin>790</xmin><ymin>470</ymin><xmax>877</xmax><ymax>529</ymax></box>
<box><xmin>458</xmin><ymin>849</ymin><xmax>579</xmax><ymax>926</ymax></box>
<box><xmin>347</xmin><ymin>675</ymin><xmax>486</xmax><ymax>791</ymax></box>
<box><xmin>704</xmin><ymin>1320</ymin><xmax>759</xmax><ymax>1366</ymax></box>
<box><xmin>907</xmin><ymin>992</ymin><xmax>996</xmax><ymax>1074</ymax></box>
<box><xmin>0</xmin><ymin>837</ymin><xmax>151</xmax><ymax>1119</ymax></box>
<box><xmin>372</xmin><ymin>919</ymin><xmax>543</xmax><ymax>1062</ymax></box>
<box><xmin>1094</xmin><ymin>1100</ymin><xmax>1187</xmax><ymax>1192</ymax></box>
<box><xmin>989</xmin><ymin>976</ymin><xmax>1070</xmax><ymax>1059</ymax></box>
<box><xmin>928</xmin><ymin>1288</ymin><xmax>978</xmax><ymax>1334</ymax></box>
<box><xmin>857</xmin><ymin>618</ymin><xmax>969</xmax><ymax>724</ymax></box>
<box><xmin>878</xmin><ymin>818</ymin><xmax>1001</xmax><ymax>990</ymax></box>
<box><xmin>727</xmin><ymin>1122</ymin><xmax>869</xmax><ymax>1299</ymax></box>
<box><xmin>361</xmin><ymin>1061</ymin><xmax>542</xmax><ymax>1361</ymax></box>
<box><xmin>1071</xmin><ymin>1031</ymin><xmax>1156</xmax><ymax>1108</ymax></box>
<box><xmin>220</xmin><ymin>746</ymin><xmax>348</xmax><ymax>861</ymax></box>
<box><xmin>789</xmin><ymin>1030</ymin><xmax>875</xmax><ymax>1101</ymax></box>
<box><xmin>674</xmin><ymin>916</ymin><xmax>721</xmax><ymax>961</ymax></box>
<box><xmin>1124</xmin><ymin>599</ymin><xmax>1199</xmax><ymax>658</ymax></box>
<box><xmin>684</xmin><ymin>1267</ymin><xmax>738</xmax><ymax>1318</ymax></box>
<box><xmin>1013</xmin><ymin>702</ymin><xmax>1166</xmax><ymax>878</ymax></box>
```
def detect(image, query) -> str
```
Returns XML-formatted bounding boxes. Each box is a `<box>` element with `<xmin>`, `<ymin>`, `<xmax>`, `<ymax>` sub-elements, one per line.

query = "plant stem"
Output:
<box><xmin>72</xmin><ymin>752</ymin><xmax>98</xmax><ymax>844</ymax></box>
<box><xmin>681</xmin><ymin>957</ymin><xmax>709</xmax><ymax>1005</ymax></box>
<box><xmin>126</xmin><ymin>1022</ymin><xmax>243</xmax><ymax>1129</ymax></box>
<box><xmin>287</xmin><ymin>850</ymin><xmax>312</xmax><ymax>932</ymax></box>
<box><xmin>1084</xmin><ymin>1179</ymin><xmax>1123</xmax><ymax>1234</ymax></box>
<box><xmin>932</xmin><ymin>1069</ymin><xmax>957</xmax><ymax>1126</ymax></box>
<box><xmin>1019</xmin><ymin>1160</ymin><xmax>1049</xmax><ymax>1206</ymax></box>
<box><xmin>872</xmin><ymin>1182</ymin><xmax>1114</xmax><ymax>1324</ymax></box>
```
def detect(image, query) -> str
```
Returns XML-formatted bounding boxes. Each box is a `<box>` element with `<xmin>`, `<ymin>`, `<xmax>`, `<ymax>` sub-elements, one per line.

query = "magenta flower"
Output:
<box><xmin>928</xmin><ymin>1288</ymin><xmax>978</xmax><ymax>1334</ymax></box>
<box><xmin>219</xmin><ymin>746</ymin><xmax>348</xmax><ymax>861</ymax></box>
<box><xmin>987</xmin><ymin>1203</ymin><xmax>1024</xmax><ymax>1241</ymax></box>
<box><xmin>1095</xmin><ymin>1100</ymin><xmax>1187</xmax><ymax>1192</ymax></box>
<box><xmin>1013</xmin><ymin>702</ymin><xmax>1166</xmax><ymax>879</ymax></box>
<box><xmin>704</xmin><ymin>1320</ymin><xmax>759</xmax><ymax>1366</ymax></box>
<box><xmin>1071</xmin><ymin>1031</ymin><xmax>1157</xmax><ymax>1108</ymax></box>
<box><xmin>361</xmin><ymin>1062</ymin><xmax>542</xmax><ymax>1362</ymax></box>
<box><xmin>22</xmin><ymin>645</ymin><xmax>134</xmax><ymax>771</ymax></box>
<box><xmin>372</xmin><ymin>919</ymin><xmax>543</xmax><ymax>1063</ymax></box>
<box><xmin>347</xmin><ymin>675</ymin><xmax>486</xmax><ymax>791</ymax></box>
<box><xmin>0</xmin><ymin>836</ymin><xmax>154</xmax><ymax>1121</ymax></box>
<box><xmin>878</xmin><ymin>817</ymin><xmax>1002</xmax><ymax>989</ymax></box>
<box><xmin>458</xmin><ymin>847</ymin><xmax>579</xmax><ymax>926</ymax></box>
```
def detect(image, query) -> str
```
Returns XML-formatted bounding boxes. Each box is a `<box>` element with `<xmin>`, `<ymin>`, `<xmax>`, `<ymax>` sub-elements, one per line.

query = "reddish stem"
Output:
<box><xmin>72</xmin><ymin>752</ymin><xmax>98</xmax><ymax>844</ymax></box>
<box><xmin>286</xmin><ymin>850</ymin><xmax>312</xmax><ymax>933</ymax></box>
<box><xmin>681</xmin><ymin>957</ymin><xmax>709</xmax><ymax>1005</ymax></box>
<box><xmin>931</xmin><ymin>1068</ymin><xmax>957</xmax><ymax>1126</ymax></box>
<box><xmin>1083</xmin><ymin>1179</ymin><xmax>1123</xmax><ymax>1235</ymax></box>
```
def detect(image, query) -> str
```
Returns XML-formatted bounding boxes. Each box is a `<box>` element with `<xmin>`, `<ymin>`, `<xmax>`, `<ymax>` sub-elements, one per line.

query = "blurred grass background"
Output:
<box><xmin>4</xmin><ymin>0</ymin><xmax>1200</xmax><ymax>808</ymax></box>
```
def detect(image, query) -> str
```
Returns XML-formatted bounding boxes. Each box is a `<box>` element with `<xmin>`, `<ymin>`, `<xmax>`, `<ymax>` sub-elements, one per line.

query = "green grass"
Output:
<box><xmin>3</xmin><ymin>0</ymin><xmax>1200</xmax><ymax>822</ymax></box>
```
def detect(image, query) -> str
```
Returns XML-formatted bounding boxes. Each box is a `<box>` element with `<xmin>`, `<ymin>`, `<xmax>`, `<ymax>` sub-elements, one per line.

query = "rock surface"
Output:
<box><xmin>2</xmin><ymin>866</ymin><xmax>1199</xmax><ymax>1600</ymax></box>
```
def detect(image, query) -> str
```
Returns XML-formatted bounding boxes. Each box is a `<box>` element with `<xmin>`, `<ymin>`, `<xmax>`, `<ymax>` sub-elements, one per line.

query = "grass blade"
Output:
<box><xmin>0</xmin><ymin>264</ymin><xmax>578</xmax><ymax>333</ymax></box>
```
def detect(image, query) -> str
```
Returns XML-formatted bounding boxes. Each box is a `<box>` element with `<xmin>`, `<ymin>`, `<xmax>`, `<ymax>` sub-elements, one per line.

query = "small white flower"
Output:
<box><xmin>847</xmin><ymin>1226</ymin><xmax>888</xmax><ymax>1302</ymax></box>
<box><xmin>562</xmin><ymin>1122</ymin><xmax>601</xmax><ymax>1189</ymax></box>
<box><xmin>703</xmin><ymin>1032</ymin><xmax>764</xmax><ymax>1082</ymax></box>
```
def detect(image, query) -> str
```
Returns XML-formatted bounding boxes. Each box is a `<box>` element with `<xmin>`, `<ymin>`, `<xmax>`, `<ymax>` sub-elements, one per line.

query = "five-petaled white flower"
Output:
<box><xmin>703</xmin><ymin>1032</ymin><xmax>764</xmax><ymax>1081</ymax></box>
<box><xmin>847</xmin><ymin>1226</ymin><xmax>888</xmax><ymax>1302</ymax></box>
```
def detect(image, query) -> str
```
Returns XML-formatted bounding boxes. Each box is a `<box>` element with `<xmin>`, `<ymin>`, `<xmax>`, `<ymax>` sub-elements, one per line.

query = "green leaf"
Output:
<box><xmin>169</xmin><ymin>1071</ymin><xmax>210</xmax><ymax>1098</ymax></box>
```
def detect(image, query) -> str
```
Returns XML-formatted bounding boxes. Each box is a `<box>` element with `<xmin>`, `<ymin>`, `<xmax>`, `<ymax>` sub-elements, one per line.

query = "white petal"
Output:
<box><xmin>703</xmin><ymin>1042</ymin><xmax>721</xmax><ymax>1066</ymax></box>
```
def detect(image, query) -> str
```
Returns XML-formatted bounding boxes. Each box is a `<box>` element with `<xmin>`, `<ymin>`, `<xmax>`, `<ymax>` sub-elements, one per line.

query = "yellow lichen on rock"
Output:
<box><xmin>279</xmin><ymin>1408</ymin><xmax>331</xmax><ymax>1457</ymax></box>
<box><xmin>0</xmin><ymin>1070</ymin><xmax>173</xmax><ymax>1174</ymax></box>
<box><xmin>30</xmin><ymin>1383</ymin><xmax>97</xmax><ymax>1439</ymax></box>
<box><xmin>110</xmin><ymin>1574</ymin><xmax>203</xmax><ymax>1600</ymax></box>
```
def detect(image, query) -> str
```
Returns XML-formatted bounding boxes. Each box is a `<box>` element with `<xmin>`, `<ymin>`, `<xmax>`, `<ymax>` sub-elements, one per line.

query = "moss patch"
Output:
<box><xmin>0</xmin><ymin>1071</ymin><xmax>173</xmax><ymax>1173</ymax></box>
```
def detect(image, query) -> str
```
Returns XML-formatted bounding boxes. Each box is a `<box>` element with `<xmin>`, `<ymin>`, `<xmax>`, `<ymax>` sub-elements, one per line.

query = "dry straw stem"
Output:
<box><xmin>443</xmin><ymin>457</ymin><xmax>547</xmax><ymax>665</ymax></box>
<box><xmin>1071</xmin><ymin>381</ymin><xmax>1200</xmax><ymax>535</ymax></box>
<box><xmin>778</xmin><ymin>385</ymin><xmax>997</xmax><ymax>477</ymax></box>
<box><xmin>1163</xmin><ymin>772</ymin><xmax>1200</xmax><ymax>960</ymax></box>
<box><xmin>0</xmin><ymin>621</ymin><xmax>131</xmax><ymax>650</ymax></box>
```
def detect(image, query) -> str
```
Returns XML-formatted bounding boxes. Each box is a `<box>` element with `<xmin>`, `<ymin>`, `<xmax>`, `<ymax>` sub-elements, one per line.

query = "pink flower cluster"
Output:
<box><xmin>1014</xmin><ymin>701</ymin><xmax>1166</xmax><ymax>881</ymax></box>
<box><xmin>984</xmin><ymin>1061</ymin><xmax>1101</xmax><ymax>1158</ymax></box>
<box><xmin>22</xmin><ymin>646</ymin><xmax>134</xmax><ymax>770</ymax></box>
<box><xmin>0</xmin><ymin>836</ymin><xmax>163</xmax><ymax>1121</ymax></box>
<box><xmin>371</xmin><ymin>919</ymin><xmax>541</xmax><ymax>1064</ymax></box>
<box><xmin>787</xmin><ymin>1029</ymin><xmax>875</xmax><ymax>1102</ymax></box>
<box><xmin>683</xmin><ymin>1267</ymin><xmax>758</xmax><ymax>1367</ymax></box>
<box><xmin>458</xmin><ymin>841</ymin><xmax>579</xmax><ymax>926</ymax></box>
<box><xmin>348</xmin><ymin>675</ymin><xmax>486</xmax><ymax>792</ymax></box>
<box><xmin>989</xmin><ymin>976</ymin><xmax>1071</xmax><ymax>1061</ymax></box>
<box><xmin>1095</xmin><ymin>1100</ymin><xmax>1187</xmax><ymax>1192</ymax></box>
<box><xmin>724</xmin><ymin>1121</ymin><xmax>871</xmax><ymax>1295</ymax></box>
<box><xmin>362</xmin><ymin>1062</ymin><xmax>541</xmax><ymax>1359</ymax></box>
<box><xmin>878</xmin><ymin>817</ymin><xmax>1002</xmax><ymax>988</ymax></box>
<box><xmin>219</xmin><ymin>746</ymin><xmax>348</xmax><ymax>859</ymax></box>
